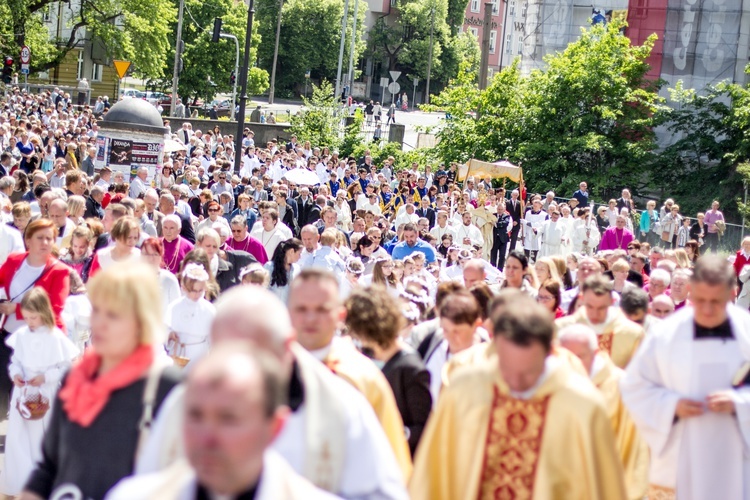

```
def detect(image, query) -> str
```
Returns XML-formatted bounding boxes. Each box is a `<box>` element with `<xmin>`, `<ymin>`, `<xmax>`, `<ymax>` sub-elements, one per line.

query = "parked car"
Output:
<box><xmin>120</xmin><ymin>88</ymin><xmax>144</xmax><ymax>99</ymax></box>
<box><xmin>144</xmin><ymin>91</ymin><xmax>168</xmax><ymax>104</ymax></box>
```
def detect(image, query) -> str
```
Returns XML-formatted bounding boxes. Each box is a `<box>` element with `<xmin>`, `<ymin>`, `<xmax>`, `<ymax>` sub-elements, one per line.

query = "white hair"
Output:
<box><xmin>558</xmin><ymin>324</ymin><xmax>598</xmax><ymax>351</ymax></box>
<box><xmin>650</xmin><ymin>268</ymin><xmax>671</xmax><ymax>286</ymax></box>
<box><xmin>162</xmin><ymin>214</ymin><xmax>181</xmax><ymax>227</ymax></box>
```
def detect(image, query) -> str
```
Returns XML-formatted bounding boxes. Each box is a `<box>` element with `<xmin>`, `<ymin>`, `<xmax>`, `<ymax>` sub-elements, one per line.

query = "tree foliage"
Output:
<box><xmin>153</xmin><ymin>0</ymin><xmax>267</xmax><ymax>103</ymax></box>
<box><xmin>0</xmin><ymin>0</ymin><xmax>175</xmax><ymax>78</ymax></box>
<box><xmin>289</xmin><ymin>80</ymin><xmax>342</xmax><ymax>149</ymax></box>
<box><xmin>255</xmin><ymin>0</ymin><xmax>366</xmax><ymax>96</ymax></box>
<box><xmin>427</xmin><ymin>23</ymin><xmax>662</xmax><ymax>201</ymax></box>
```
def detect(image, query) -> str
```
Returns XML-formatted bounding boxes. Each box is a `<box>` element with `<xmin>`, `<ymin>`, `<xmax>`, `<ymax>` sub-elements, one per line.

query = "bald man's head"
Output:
<box><xmin>651</xmin><ymin>294</ymin><xmax>675</xmax><ymax>319</ymax></box>
<box><xmin>558</xmin><ymin>324</ymin><xmax>598</xmax><ymax>374</ymax></box>
<box><xmin>211</xmin><ymin>285</ymin><xmax>293</xmax><ymax>361</ymax></box>
<box><xmin>463</xmin><ymin>259</ymin><xmax>486</xmax><ymax>289</ymax></box>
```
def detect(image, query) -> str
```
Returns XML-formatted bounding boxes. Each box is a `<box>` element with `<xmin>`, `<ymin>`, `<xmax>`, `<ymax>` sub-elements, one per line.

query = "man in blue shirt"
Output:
<box><xmin>572</xmin><ymin>181</ymin><xmax>589</xmax><ymax>207</ymax></box>
<box><xmin>391</xmin><ymin>223</ymin><xmax>437</xmax><ymax>263</ymax></box>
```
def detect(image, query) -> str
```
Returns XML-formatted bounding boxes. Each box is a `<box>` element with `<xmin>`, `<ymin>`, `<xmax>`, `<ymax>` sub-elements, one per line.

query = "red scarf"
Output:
<box><xmin>59</xmin><ymin>345</ymin><xmax>154</xmax><ymax>427</ymax></box>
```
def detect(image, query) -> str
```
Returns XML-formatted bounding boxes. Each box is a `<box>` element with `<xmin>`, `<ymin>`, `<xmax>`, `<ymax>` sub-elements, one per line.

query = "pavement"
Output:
<box><xmin>243</xmin><ymin>97</ymin><xmax>444</xmax><ymax>151</ymax></box>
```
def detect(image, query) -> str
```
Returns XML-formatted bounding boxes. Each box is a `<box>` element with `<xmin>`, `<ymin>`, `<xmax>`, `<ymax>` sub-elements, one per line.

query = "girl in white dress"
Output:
<box><xmin>0</xmin><ymin>288</ymin><xmax>79</xmax><ymax>495</ymax></box>
<box><xmin>165</xmin><ymin>263</ymin><xmax>215</xmax><ymax>369</ymax></box>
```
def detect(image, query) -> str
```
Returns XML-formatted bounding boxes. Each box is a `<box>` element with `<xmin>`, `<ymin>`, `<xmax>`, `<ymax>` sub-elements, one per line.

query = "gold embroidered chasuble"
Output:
<box><xmin>556</xmin><ymin>308</ymin><xmax>644</xmax><ymax>369</ymax></box>
<box><xmin>409</xmin><ymin>359</ymin><xmax>627</xmax><ymax>500</ymax></box>
<box><xmin>592</xmin><ymin>353</ymin><xmax>650</xmax><ymax>500</ymax></box>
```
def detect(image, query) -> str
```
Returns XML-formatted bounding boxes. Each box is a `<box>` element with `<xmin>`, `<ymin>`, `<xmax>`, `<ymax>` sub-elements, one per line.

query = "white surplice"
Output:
<box><xmin>571</xmin><ymin>218</ymin><xmax>601</xmax><ymax>255</ymax></box>
<box><xmin>164</xmin><ymin>296</ymin><xmax>215</xmax><ymax>369</ymax></box>
<box><xmin>0</xmin><ymin>326</ymin><xmax>79</xmax><ymax>495</ymax></box>
<box><xmin>620</xmin><ymin>305</ymin><xmax>750</xmax><ymax>499</ymax></box>
<box><xmin>522</xmin><ymin>210</ymin><xmax>548</xmax><ymax>252</ymax></box>
<box><xmin>135</xmin><ymin>344</ymin><xmax>407</xmax><ymax>500</ymax></box>
<box><xmin>539</xmin><ymin>219</ymin><xmax>568</xmax><ymax>257</ymax></box>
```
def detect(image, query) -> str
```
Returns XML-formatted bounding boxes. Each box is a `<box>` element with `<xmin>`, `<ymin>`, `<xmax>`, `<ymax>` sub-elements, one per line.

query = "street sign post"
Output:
<box><xmin>388</xmin><ymin>81</ymin><xmax>400</xmax><ymax>106</ymax></box>
<box><xmin>113</xmin><ymin>60</ymin><xmax>132</xmax><ymax>101</ymax></box>
<box><xmin>389</xmin><ymin>71</ymin><xmax>401</xmax><ymax>82</ymax></box>
<box><xmin>412</xmin><ymin>78</ymin><xmax>418</xmax><ymax>110</ymax></box>
<box><xmin>20</xmin><ymin>46</ymin><xmax>31</xmax><ymax>87</ymax></box>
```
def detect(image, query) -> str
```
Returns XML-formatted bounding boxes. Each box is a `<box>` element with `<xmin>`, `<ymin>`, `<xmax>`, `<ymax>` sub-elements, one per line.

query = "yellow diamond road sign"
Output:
<box><xmin>113</xmin><ymin>60</ymin><xmax>131</xmax><ymax>79</ymax></box>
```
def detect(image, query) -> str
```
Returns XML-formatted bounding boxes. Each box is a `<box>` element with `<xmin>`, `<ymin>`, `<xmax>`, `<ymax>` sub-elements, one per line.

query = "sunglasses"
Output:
<box><xmin>208</xmin><ymin>208</ymin><xmax>220</xmax><ymax>213</ymax></box>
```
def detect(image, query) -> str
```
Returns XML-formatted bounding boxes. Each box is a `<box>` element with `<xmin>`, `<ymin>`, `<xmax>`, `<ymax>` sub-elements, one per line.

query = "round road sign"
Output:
<box><xmin>388</xmin><ymin>81</ymin><xmax>401</xmax><ymax>94</ymax></box>
<box><xmin>20</xmin><ymin>46</ymin><xmax>31</xmax><ymax>64</ymax></box>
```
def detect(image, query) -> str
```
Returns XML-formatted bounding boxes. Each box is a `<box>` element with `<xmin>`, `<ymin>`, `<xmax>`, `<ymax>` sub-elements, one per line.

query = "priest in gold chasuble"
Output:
<box><xmin>410</xmin><ymin>297</ymin><xmax>627</xmax><ymax>500</ymax></box>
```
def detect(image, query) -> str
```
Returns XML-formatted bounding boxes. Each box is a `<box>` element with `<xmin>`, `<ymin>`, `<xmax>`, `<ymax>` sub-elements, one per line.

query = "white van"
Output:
<box><xmin>120</xmin><ymin>88</ymin><xmax>144</xmax><ymax>99</ymax></box>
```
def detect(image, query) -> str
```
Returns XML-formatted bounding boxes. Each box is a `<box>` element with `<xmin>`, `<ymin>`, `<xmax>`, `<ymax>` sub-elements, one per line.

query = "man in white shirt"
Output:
<box><xmin>430</xmin><ymin>210</ymin><xmax>456</xmax><ymax>242</ymax></box>
<box><xmin>361</xmin><ymin>192</ymin><xmax>382</xmax><ymax>216</ymax></box>
<box><xmin>303</xmin><ymin>229</ymin><xmax>346</xmax><ymax>275</ymax></box>
<box><xmin>454</xmin><ymin>211</ymin><xmax>484</xmax><ymax>250</ymax></box>
<box><xmin>129</xmin><ymin>166</ymin><xmax>149</xmax><ymax>199</ymax></box>
<box><xmin>394</xmin><ymin>204</ymin><xmax>419</xmax><ymax>229</ymax></box>
<box><xmin>95</xmin><ymin>166</ymin><xmax>112</xmax><ymax>190</ymax></box>
<box><xmin>251</xmin><ymin>208</ymin><xmax>287</xmax><ymax>258</ymax></box>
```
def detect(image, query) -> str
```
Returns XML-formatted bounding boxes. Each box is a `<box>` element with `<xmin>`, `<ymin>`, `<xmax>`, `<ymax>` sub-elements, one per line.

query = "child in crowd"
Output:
<box><xmin>0</xmin><ymin>288</ymin><xmax>78</xmax><ymax>495</ymax></box>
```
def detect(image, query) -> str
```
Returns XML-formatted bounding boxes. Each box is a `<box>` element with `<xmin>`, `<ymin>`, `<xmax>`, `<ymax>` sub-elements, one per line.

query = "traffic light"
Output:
<box><xmin>212</xmin><ymin>18</ymin><xmax>223</xmax><ymax>43</ymax></box>
<box><xmin>229</xmin><ymin>70</ymin><xmax>236</xmax><ymax>86</ymax></box>
<box><xmin>2</xmin><ymin>56</ymin><xmax>13</xmax><ymax>84</ymax></box>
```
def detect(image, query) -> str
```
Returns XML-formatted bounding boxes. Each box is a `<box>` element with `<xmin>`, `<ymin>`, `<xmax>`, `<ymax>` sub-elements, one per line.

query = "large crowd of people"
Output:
<box><xmin>1</xmin><ymin>85</ymin><xmax>749</xmax><ymax>499</ymax></box>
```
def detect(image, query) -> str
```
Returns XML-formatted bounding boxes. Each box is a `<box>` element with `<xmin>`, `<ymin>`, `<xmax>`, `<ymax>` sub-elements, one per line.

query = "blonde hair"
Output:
<box><xmin>67</xmin><ymin>195</ymin><xmax>86</xmax><ymax>218</ymax></box>
<box><xmin>535</xmin><ymin>257</ymin><xmax>561</xmax><ymax>284</ymax></box>
<box><xmin>20</xmin><ymin>288</ymin><xmax>56</xmax><ymax>330</ymax></box>
<box><xmin>611</xmin><ymin>259</ymin><xmax>629</xmax><ymax>273</ymax></box>
<box><xmin>674</xmin><ymin>248</ymin><xmax>690</xmax><ymax>269</ymax></box>
<box><xmin>86</xmin><ymin>262</ymin><xmax>165</xmax><ymax>346</ymax></box>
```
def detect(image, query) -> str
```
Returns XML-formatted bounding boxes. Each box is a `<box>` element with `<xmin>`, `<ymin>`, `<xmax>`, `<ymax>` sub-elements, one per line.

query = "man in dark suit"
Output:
<box><xmin>144</xmin><ymin>190</ymin><xmax>165</xmax><ymax>237</ymax></box>
<box><xmin>285</xmin><ymin>134</ymin><xmax>299</xmax><ymax>153</ymax></box>
<box><xmin>491</xmin><ymin>203</ymin><xmax>512</xmax><ymax>270</ymax></box>
<box><xmin>507</xmin><ymin>189</ymin><xmax>523</xmax><ymax>252</ymax></box>
<box><xmin>295</xmin><ymin>187</ymin><xmax>315</xmax><ymax>227</ymax></box>
<box><xmin>415</xmin><ymin>197</ymin><xmax>436</xmax><ymax>229</ymax></box>
<box><xmin>307</xmin><ymin>195</ymin><xmax>325</xmax><ymax>226</ymax></box>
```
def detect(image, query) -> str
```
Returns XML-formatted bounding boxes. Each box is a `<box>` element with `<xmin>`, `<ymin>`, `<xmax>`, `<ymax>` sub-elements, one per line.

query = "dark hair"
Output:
<box><xmin>540</xmin><ymin>279</ymin><xmax>561</xmax><ymax>311</ymax></box>
<box><xmin>507</xmin><ymin>250</ymin><xmax>528</xmax><ymax>270</ymax></box>
<box><xmin>619</xmin><ymin>287</ymin><xmax>649</xmax><ymax>316</ymax></box>
<box><xmin>692</xmin><ymin>255</ymin><xmax>735</xmax><ymax>289</ymax></box>
<box><xmin>344</xmin><ymin>286</ymin><xmax>404</xmax><ymax>349</ymax></box>
<box><xmin>438</xmin><ymin>291</ymin><xmax>480</xmax><ymax>326</ymax></box>
<box><xmin>33</xmin><ymin>182</ymin><xmax>51</xmax><ymax>199</ymax></box>
<box><xmin>491</xmin><ymin>297</ymin><xmax>553</xmax><ymax>353</ymax></box>
<box><xmin>469</xmin><ymin>283</ymin><xmax>492</xmax><ymax>320</ymax></box>
<box><xmin>269</xmin><ymin>238</ymin><xmax>303</xmax><ymax>288</ymax></box>
<box><xmin>356</xmin><ymin>235</ymin><xmax>373</xmax><ymax>253</ymax></box>
<box><xmin>581</xmin><ymin>275</ymin><xmax>612</xmax><ymax>296</ymax></box>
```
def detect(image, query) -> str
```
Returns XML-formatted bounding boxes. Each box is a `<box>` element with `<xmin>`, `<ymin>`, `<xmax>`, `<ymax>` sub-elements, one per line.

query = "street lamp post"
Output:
<box><xmin>233</xmin><ymin>0</ymin><xmax>256</xmax><ymax>175</ymax></box>
<box><xmin>334</xmin><ymin>0</ymin><xmax>351</xmax><ymax>102</ymax></box>
<box><xmin>220</xmin><ymin>33</ymin><xmax>240</xmax><ymax>121</ymax></box>
<box><xmin>425</xmin><ymin>6</ymin><xmax>435</xmax><ymax>105</ymax></box>
<box><xmin>170</xmin><ymin>0</ymin><xmax>185</xmax><ymax>116</ymax></box>
<box><xmin>346</xmin><ymin>0</ymin><xmax>359</xmax><ymax>94</ymax></box>
<box><xmin>268</xmin><ymin>0</ymin><xmax>283</xmax><ymax>104</ymax></box>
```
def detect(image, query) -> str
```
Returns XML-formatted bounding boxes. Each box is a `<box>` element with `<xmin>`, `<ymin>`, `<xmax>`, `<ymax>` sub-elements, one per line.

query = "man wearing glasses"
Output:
<box><xmin>211</xmin><ymin>171</ymin><xmax>232</xmax><ymax>197</ymax></box>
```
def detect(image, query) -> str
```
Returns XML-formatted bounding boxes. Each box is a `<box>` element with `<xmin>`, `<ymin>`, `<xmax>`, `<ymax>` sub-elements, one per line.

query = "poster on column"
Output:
<box><xmin>93</xmin><ymin>131</ymin><xmax>164</xmax><ymax>186</ymax></box>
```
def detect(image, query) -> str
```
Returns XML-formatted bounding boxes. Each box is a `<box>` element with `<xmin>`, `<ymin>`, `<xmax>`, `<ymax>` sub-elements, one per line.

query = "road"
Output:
<box><xmin>242</xmin><ymin>97</ymin><xmax>444</xmax><ymax>151</ymax></box>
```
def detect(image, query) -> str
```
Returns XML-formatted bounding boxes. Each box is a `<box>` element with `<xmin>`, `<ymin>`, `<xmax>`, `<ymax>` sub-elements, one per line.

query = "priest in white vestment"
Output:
<box><xmin>454</xmin><ymin>212</ymin><xmax>484</xmax><ymax>251</ymax></box>
<box><xmin>620</xmin><ymin>256</ymin><xmax>750</xmax><ymax>500</ymax></box>
<box><xmin>108</xmin><ymin>345</ymin><xmax>341</xmax><ymax>500</ymax></box>
<box><xmin>539</xmin><ymin>209</ymin><xmax>568</xmax><ymax>257</ymax></box>
<box><xmin>135</xmin><ymin>287</ymin><xmax>407</xmax><ymax>500</ymax></box>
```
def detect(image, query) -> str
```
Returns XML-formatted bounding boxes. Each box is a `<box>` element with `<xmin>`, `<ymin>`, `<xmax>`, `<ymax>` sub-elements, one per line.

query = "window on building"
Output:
<box><xmin>91</xmin><ymin>62</ymin><xmax>102</xmax><ymax>82</ymax></box>
<box><xmin>471</xmin><ymin>0</ymin><xmax>480</xmax><ymax>13</ymax></box>
<box><xmin>41</xmin><ymin>5</ymin><xmax>51</xmax><ymax>22</ymax></box>
<box><xmin>77</xmin><ymin>51</ymin><xmax>84</xmax><ymax>80</ymax></box>
<box><xmin>521</xmin><ymin>2</ymin><xmax>527</xmax><ymax>17</ymax></box>
<box><xmin>518</xmin><ymin>35</ymin><xmax>524</xmax><ymax>54</ymax></box>
<box><xmin>390</xmin><ymin>0</ymin><xmax>397</xmax><ymax>7</ymax></box>
<box><xmin>469</xmin><ymin>27</ymin><xmax>479</xmax><ymax>39</ymax></box>
<box><xmin>488</xmin><ymin>68</ymin><xmax>495</xmax><ymax>80</ymax></box>
<box><xmin>510</xmin><ymin>0</ymin><xmax>515</xmax><ymax>16</ymax></box>
<box><xmin>490</xmin><ymin>30</ymin><xmax>497</xmax><ymax>54</ymax></box>
<box><xmin>492</xmin><ymin>0</ymin><xmax>499</xmax><ymax>14</ymax></box>
<box><xmin>505</xmin><ymin>34</ymin><xmax>512</xmax><ymax>54</ymax></box>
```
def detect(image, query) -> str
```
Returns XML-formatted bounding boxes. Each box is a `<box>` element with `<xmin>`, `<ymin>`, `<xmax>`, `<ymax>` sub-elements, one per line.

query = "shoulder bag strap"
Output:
<box><xmin>135</xmin><ymin>360</ymin><xmax>166</xmax><ymax>463</ymax></box>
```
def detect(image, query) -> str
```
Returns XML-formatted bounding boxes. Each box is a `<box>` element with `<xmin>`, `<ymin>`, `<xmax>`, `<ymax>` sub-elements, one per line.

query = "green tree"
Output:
<box><xmin>0</xmin><ymin>0</ymin><xmax>175</xmax><ymax>78</ymax></box>
<box><xmin>255</xmin><ymin>0</ymin><xmax>365</xmax><ymax>96</ymax></box>
<box><xmin>427</xmin><ymin>23</ymin><xmax>662</xmax><ymax>201</ymax></box>
<box><xmin>152</xmin><ymin>0</ymin><xmax>268</xmax><ymax>103</ymax></box>
<box><xmin>289</xmin><ymin>80</ymin><xmax>342</xmax><ymax>149</ymax></box>
<box><xmin>648</xmin><ymin>82</ymin><xmax>740</xmax><ymax>217</ymax></box>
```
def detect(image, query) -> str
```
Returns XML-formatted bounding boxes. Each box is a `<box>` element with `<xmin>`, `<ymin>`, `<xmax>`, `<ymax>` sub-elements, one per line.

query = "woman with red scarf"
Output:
<box><xmin>21</xmin><ymin>262</ymin><xmax>179</xmax><ymax>500</ymax></box>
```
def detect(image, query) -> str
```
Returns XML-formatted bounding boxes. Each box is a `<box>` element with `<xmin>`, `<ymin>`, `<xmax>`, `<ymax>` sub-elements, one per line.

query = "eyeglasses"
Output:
<box><xmin>208</xmin><ymin>208</ymin><xmax>220</xmax><ymax>213</ymax></box>
<box><xmin>537</xmin><ymin>294</ymin><xmax>554</xmax><ymax>303</ymax></box>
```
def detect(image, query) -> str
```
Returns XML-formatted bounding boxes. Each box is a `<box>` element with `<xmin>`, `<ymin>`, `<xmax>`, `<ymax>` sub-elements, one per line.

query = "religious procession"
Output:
<box><xmin>0</xmin><ymin>85</ymin><xmax>749</xmax><ymax>500</ymax></box>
